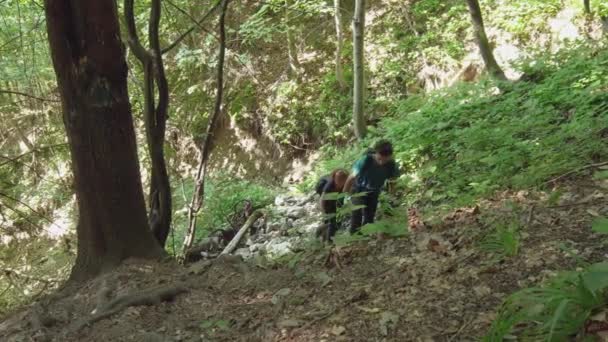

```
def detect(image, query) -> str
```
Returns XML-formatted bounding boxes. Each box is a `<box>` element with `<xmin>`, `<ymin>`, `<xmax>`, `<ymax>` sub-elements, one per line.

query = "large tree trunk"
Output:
<box><xmin>125</xmin><ymin>0</ymin><xmax>172</xmax><ymax>247</ymax></box>
<box><xmin>182</xmin><ymin>0</ymin><xmax>230</xmax><ymax>255</ymax></box>
<box><xmin>352</xmin><ymin>0</ymin><xmax>367</xmax><ymax>139</ymax></box>
<box><xmin>44</xmin><ymin>0</ymin><xmax>164</xmax><ymax>281</ymax></box>
<box><xmin>465</xmin><ymin>0</ymin><xmax>506</xmax><ymax>81</ymax></box>
<box><xmin>334</xmin><ymin>0</ymin><xmax>347</xmax><ymax>89</ymax></box>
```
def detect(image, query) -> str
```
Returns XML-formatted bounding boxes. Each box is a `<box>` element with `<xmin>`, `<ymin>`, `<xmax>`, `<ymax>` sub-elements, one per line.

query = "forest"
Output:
<box><xmin>1</xmin><ymin>0</ymin><xmax>608</xmax><ymax>340</ymax></box>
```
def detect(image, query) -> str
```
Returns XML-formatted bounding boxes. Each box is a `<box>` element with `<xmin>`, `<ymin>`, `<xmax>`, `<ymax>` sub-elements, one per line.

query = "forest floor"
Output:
<box><xmin>1</xmin><ymin>176</ymin><xmax>607</xmax><ymax>342</ymax></box>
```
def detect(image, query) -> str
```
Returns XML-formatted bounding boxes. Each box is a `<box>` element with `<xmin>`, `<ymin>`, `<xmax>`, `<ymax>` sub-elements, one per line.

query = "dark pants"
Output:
<box><xmin>323</xmin><ymin>200</ymin><xmax>338</xmax><ymax>242</ymax></box>
<box><xmin>350</xmin><ymin>190</ymin><xmax>380</xmax><ymax>234</ymax></box>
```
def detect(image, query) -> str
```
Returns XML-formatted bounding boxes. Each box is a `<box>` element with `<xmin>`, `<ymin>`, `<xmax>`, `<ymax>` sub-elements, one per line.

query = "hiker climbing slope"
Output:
<box><xmin>345</xmin><ymin>140</ymin><xmax>400</xmax><ymax>234</ymax></box>
<box><xmin>315</xmin><ymin>169</ymin><xmax>349</xmax><ymax>241</ymax></box>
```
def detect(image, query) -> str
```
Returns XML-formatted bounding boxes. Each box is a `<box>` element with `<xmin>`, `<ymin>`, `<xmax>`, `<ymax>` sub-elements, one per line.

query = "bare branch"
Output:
<box><xmin>161</xmin><ymin>0</ymin><xmax>222</xmax><ymax>54</ymax></box>
<box><xmin>0</xmin><ymin>143</ymin><xmax>68</xmax><ymax>168</ymax></box>
<box><xmin>0</xmin><ymin>89</ymin><xmax>59</xmax><ymax>102</ymax></box>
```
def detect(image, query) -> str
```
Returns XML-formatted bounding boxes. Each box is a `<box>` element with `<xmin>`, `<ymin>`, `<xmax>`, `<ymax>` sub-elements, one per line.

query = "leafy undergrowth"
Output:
<box><xmin>1</xmin><ymin>175</ymin><xmax>606</xmax><ymax>341</ymax></box>
<box><xmin>304</xmin><ymin>43</ymin><xmax>608</xmax><ymax>209</ymax></box>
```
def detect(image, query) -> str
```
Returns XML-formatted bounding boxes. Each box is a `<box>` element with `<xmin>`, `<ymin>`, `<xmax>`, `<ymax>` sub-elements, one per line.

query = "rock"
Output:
<box><xmin>249</xmin><ymin>243</ymin><xmax>264</xmax><ymax>253</ymax></box>
<box><xmin>266</xmin><ymin>241</ymin><xmax>293</xmax><ymax>258</ymax></box>
<box><xmin>274</xmin><ymin>195</ymin><xmax>286</xmax><ymax>206</ymax></box>
<box><xmin>235</xmin><ymin>248</ymin><xmax>252</xmax><ymax>259</ymax></box>
<box><xmin>275</xmin><ymin>195</ymin><xmax>297</xmax><ymax>206</ymax></box>
<box><xmin>286</xmin><ymin>207</ymin><xmax>306</xmax><ymax>219</ymax></box>
<box><xmin>267</xmin><ymin>220</ymin><xmax>282</xmax><ymax>232</ymax></box>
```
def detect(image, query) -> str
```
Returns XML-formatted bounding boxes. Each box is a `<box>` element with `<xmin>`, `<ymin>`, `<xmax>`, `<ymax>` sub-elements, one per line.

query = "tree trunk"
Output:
<box><xmin>583</xmin><ymin>0</ymin><xmax>591</xmax><ymax>14</ymax></box>
<box><xmin>182</xmin><ymin>0</ymin><xmax>229</xmax><ymax>255</ymax></box>
<box><xmin>125</xmin><ymin>0</ymin><xmax>172</xmax><ymax>247</ymax></box>
<box><xmin>44</xmin><ymin>0</ymin><xmax>164</xmax><ymax>281</ymax></box>
<box><xmin>352</xmin><ymin>0</ymin><xmax>367</xmax><ymax>139</ymax></box>
<box><xmin>465</xmin><ymin>0</ymin><xmax>506</xmax><ymax>81</ymax></box>
<box><xmin>285</xmin><ymin>0</ymin><xmax>300</xmax><ymax>78</ymax></box>
<box><xmin>334</xmin><ymin>0</ymin><xmax>347</xmax><ymax>89</ymax></box>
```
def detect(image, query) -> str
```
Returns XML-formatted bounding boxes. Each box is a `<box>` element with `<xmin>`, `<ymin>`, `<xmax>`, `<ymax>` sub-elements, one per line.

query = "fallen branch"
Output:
<box><xmin>546</xmin><ymin>161</ymin><xmax>608</xmax><ymax>184</ymax></box>
<box><xmin>220</xmin><ymin>210</ymin><xmax>265</xmax><ymax>255</ymax></box>
<box><xmin>70</xmin><ymin>284</ymin><xmax>188</xmax><ymax>332</ymax></box>
<box><xmin>448</xmin><ymin>318</ymin><xmax>473</xmax><ymax>342</ymax></box>
<box><xmin>526</xmin><ymin>205</ymin><xmax>535</xmax><ymax>226</ymax></box>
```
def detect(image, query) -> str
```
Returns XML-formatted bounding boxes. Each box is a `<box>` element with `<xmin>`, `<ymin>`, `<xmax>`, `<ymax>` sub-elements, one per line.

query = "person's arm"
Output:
<box><xmin>345</xmin><ymin>155</ymin><xmax>367</xmax><ymax>193</ymax></box>
<box><xmin>344</xmin><ymin>175</ymin><xmax>356</xmax><ymax>194</ymax></box>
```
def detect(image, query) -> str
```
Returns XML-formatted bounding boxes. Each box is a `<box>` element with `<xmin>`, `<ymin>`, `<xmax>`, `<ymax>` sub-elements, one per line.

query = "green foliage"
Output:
<box><xmin>591</xmin><ymin>217</ymin><xmax>608</xmax><ymax>234</ymax></box>
<box><xmin>479</xmin><ymin>223</ymin><xmax>520</xmax><ymax>260</ymax></box>
<box><xmin>170</xmin><ymin>176</ymin><xmax>276</xmax><ymax>253</ymax></box>
<box><xmin>383</xmin><ymin>43</ymin><xmax>608</xmax><ymax>207</ymax></box>
<box><xmin>488</xmin><ymin>0</ymin><xmax>562</xmax><ymax>41</ymax></box>
<box><xmin>485</xmin><ymin>262</ymin><xmax>608</xmax><ymax>341</ymax></box>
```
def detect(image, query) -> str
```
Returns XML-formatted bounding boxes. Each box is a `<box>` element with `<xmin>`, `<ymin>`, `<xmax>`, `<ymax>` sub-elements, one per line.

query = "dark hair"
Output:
<box><xmin>373</xmin><ymin>140</ymin><xmax>393</xmax><ymax>156</ymax></box>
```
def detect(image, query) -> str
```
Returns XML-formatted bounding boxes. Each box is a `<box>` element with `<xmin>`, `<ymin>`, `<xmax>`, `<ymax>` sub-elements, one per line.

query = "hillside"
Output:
<box><xmin>0</xmin><ymin>0</ymin><xmax>608</xmax><ymax>340</ymax></box>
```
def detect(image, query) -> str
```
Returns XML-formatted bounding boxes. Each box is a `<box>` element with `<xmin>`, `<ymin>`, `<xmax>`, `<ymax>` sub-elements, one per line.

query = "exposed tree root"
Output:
<box><xmin>69</xmin><ymin>284</ymin><xmax>188</xmax><ymax>333</ymax></box>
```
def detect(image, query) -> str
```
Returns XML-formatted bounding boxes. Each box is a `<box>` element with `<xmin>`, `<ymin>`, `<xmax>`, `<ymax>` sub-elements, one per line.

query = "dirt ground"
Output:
<box><xmin>1</xmin><ymin>177</ymin><xmax>607</xmax><ymax>342</ymax></box>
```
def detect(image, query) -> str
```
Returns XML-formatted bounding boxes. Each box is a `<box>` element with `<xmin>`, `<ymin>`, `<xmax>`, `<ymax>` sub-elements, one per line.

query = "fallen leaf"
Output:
<box><xmin>331</xmin><ymin>325</ymin><xmax>346</xmax><ymax>336</ymax></box>
<box><xmin>357</xmin><ymin>305</ymin><xmax>381</xmax><ymax>314</ymax></box>
<box><xmin>315</xmin><ymin>272</ymin><xmax>333</xmax><ymax>287</ymax></box>
<box><xmin>473</xmin><ymin>285</ymin><xmax>492</xmax><ymax>297</ymax></box>
<box><xmin>588</xmin><ymin>209</ymin><xmax>601</xmax><ymax>217</ymax></box>
<box><xmin>272</xmin><ymin>288</ymin><xmax>291</xmax><ymax>305</ymax></box>
<box><xmin>591</xmin><ymin>310</ymin><xmax>607</xmax><ymax>322</ymax></box>
<box><xmin>277</xmin><ymin>319</ymin><xmax>303</xmax><ymax>328</ymax></box>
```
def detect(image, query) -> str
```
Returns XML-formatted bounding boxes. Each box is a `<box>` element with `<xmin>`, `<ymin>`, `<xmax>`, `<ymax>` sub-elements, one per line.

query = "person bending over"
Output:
<box><xmin>315</xmin><ymin>169</ymin><xmax>349</xmax><ymax>242</ymax></box>
<box><xmin>344</xmin><ymin>140</ymin><xmax>400</xmax><ymax>234</ymax></box>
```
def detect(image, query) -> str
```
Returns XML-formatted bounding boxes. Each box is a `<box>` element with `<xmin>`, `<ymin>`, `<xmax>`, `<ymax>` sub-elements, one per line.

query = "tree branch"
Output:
<box><xmin>161</xmin><ymin>0</ymin><xmax>222</xmax><ymax>54</ymax></box>
<box><xmin>124</xmin><ymin>0</ymin><xmax>151</xmax><ymax>62</ymax></box>
<box><xmin>0</xmin><ymin>89</ymin><xmax>59</xmax><ymax>102</ymax></box>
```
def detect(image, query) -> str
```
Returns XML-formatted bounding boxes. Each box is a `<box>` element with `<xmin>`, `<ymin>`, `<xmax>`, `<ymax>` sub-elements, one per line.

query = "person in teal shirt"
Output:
<box><xmin>344</xmin><ymin>140</ymin><xmax>400</xmax><ymax>234</ymax></box>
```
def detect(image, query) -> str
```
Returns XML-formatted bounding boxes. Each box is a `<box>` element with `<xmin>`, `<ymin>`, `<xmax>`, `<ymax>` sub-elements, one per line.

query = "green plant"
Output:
<box><xmin>479</xmin><ymin>223</ymin><xmax>520</xmax><ymax>260</ymax></box>
<box><xmin>485</xmin><ymin>262</ymin><xmax>608</xmax><ymax>341</ymax></box>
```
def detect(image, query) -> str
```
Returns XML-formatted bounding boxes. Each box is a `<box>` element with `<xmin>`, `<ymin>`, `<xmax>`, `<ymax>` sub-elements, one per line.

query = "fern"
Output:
<box><xmin>486</xmin><ymin>263</ymin><xmax>608</xmax><ymax>341</ymax></box>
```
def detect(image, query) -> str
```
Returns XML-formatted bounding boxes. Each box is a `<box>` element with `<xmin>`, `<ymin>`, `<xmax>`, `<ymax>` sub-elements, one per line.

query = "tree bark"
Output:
<box><xmin>125</xmin><ymin>0</ymin><xmax>172</xmax><ymax>247</ymax></box>
<box><xmin>44</xmin><ymin>0</ymin><xmax>164</xmax><ymax>281</ymax></box>
<box><xmin>465</xmin><ymin>0</ymin><xmax>506</xmax><ymax>81</ymax></box>
<box><xmin>583</xmin><ymin>0</ymin><xmax>591</xmax><ymax>14</ymax></box>
<box><xmin>182</xmin><ymin>0</ymin><xmax>230</xmax><ymax>255</ymax></box>
<box><xmin>285</xmin><ymin>0</ymin><xmax>300</xmax><ymax>78</ymax></box>
<box><xmin>352</xmin><ymin>0</ymin><xmax>367</xmax><ymax>139</ymax></box>
<box><xmin>334</xmin><ymin>0</ymin><xmax>347</xmax><ymax>89</ymax></box>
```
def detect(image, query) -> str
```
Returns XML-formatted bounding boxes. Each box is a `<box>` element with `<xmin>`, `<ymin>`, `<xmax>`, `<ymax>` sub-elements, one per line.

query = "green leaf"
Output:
<box><xmin>591</xmin><ymin>217</ymin><xmax>608</xmax><ymax>234</ymax></box>
<box><xmin>547</xmin><ymin>299</ymin><xmax>569</xmax><ymax>340</ymax></box>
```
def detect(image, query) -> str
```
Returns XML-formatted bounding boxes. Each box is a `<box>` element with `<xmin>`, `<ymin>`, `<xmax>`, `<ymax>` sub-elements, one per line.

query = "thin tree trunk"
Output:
<box><xmin>182</xmin><ymin>0</ymin><xmax>230</xmax><ymax>255</ymax></box>
<box><xmin>286</xmin><ymin>0</ymin><xmax>300</xmax><ymax>77</ymax></box>
<box><xmin>465</xmin><ymin>0</ymin><xmax>506</xmax><ymax>81</ymax></box>
<box><xmin>125</xmin><ymin>0</ymin><xmax>172</xmax><ymax>247</ymax></box>
<box><xmin>334</xmin><ymin>0</ymin><xmax>346</xmax><ymax>89</ymax></box>
<box><xmin>352</xmin><ymin>0</ymin><xmax>367</xmax><ymax>139</ymax></box>
<box><xmin>583</xmin><ymin>0</ymin><xmax>591</xmax><ymax>14</ymax></box>
<box><xmin>44</xmin><ymin>0</ymin><xmax>164</xmax><ymax>281</ymax></box>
